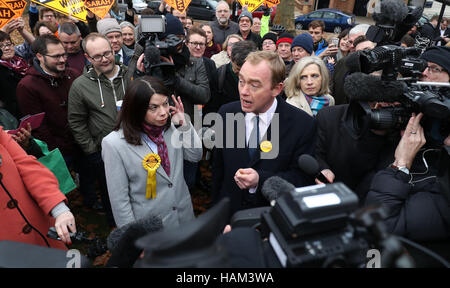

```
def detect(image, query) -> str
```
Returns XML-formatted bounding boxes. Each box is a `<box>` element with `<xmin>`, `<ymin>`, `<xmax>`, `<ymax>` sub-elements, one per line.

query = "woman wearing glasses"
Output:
<box><xmin>101</xmin><ymin>76</ymin><xmax>202</xmax><ymax>228</ymax></box>
<box><xmin>0</xmin><ymin>31</ymin><xmax>31</xmax><ymax>119</ymax></box>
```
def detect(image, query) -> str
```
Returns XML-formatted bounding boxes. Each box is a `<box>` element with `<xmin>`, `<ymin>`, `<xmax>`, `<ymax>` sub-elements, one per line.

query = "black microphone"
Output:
<box><xmin>231</xmin><ymin>176</ymin><xmax>294</xmax><ymax>228</ymax></box>
<box><xmin>199</xmin><ymin>127</ymin><xmax>216</xmax><ymax>160</ymax></box>
<box><xmin>297</xmin><ymin>154</ymin><xmax>330</xmax><ymax>184</ymax></box>
<box><xmin>143</xmin><ymin>44</ymin><xmax>161</xmax><ymax>73</ymax></box>
<box><xmin>106</xmin><ymin>214</ymin><xmax>163</xmax><ymax>268</ymax></box>
<box><xmin>372</xmin><ymin>0</ymin><xmax>409</xmax><ymax>26</ymax></box>
<box><xmin>344</xmin><ymin>72</ymin><xmax>407</xmax><ymax>102</ymax></box>
<box><xmin>261</xmin><ymin>176</ymin><xmax>296</xmax><ymax>206</ymax></box>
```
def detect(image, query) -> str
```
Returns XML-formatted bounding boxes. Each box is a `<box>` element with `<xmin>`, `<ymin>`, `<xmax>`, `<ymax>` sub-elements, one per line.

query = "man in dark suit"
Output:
<box><xmin>212</xmin><ymin>51</ymin><xmax>317</xmax><ymax>217</ymax></box>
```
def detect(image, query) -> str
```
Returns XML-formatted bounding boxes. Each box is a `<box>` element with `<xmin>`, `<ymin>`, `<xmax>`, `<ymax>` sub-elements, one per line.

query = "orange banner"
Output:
<box><xmin>238</xmin><ymin>0</ymin><xmax>265</xmax><ymax>13</ymax></box>
<box><xmin>4</xmin><ymin>0</ymin><xmax>26</xmax><ymax>19</ymax></box>
<box><xmin>264</xmin><ymin>0</ymin><xmax>279</xmax><ymax>9</ymax></box>
<box><xmin>165</xmin><ymin>0</ymin><xmax>192</xmax><ymax>14</ymax></box>
<box><xmin>84</xmin><ymin>0</ymin><xmax>114</xmax><ymax>19</ymax></box>
<box><xmin>0</xmin><ymin>0</ymin><xmax>17</xmax><ymax>29</ymax></box>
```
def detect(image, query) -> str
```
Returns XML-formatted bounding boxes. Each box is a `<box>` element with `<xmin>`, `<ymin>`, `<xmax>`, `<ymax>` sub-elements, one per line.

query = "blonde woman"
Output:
<box><xmin>284</xmin><ymin>56</ymin><xmax>334</xmax><ymax>117</ymax></box>
<box><xmin>211</xmin><ymin>34</ymin><xmax>243</xmax><ymax>68</ymax></box>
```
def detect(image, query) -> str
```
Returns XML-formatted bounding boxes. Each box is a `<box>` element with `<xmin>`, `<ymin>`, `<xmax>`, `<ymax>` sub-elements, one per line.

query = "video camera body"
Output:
<box><xmin>137</xmin><ymin>15</ymin><xmax>182</xmax><ymax>93</ymax></box>
<box><xmin>259</xmin><ymin>183</ymin><xmax>373</xmax><ymax>267</ymax></box>
<box><xmin>227</xmin><ymin>173</ymin><xmax>414</xmax><ymax>268</ymax></box>
<box><xmin>346</xmin><ymin>0</ymin><xmax>450</xmax><ymax>146</ymax></box>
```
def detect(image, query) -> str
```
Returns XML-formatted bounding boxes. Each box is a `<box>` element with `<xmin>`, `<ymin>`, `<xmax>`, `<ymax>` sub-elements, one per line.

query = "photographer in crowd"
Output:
<box><xmin>365</xmin><ymin>46</ymin><xmax>450</xmax><ymax>242</ymax></box>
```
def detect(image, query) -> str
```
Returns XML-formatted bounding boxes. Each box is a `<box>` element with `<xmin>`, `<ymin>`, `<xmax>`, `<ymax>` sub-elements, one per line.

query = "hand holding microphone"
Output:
<box><xmin>297</xmin><ymin>154</ymin><xmax>334</xmax><ymax>184</ymax></box>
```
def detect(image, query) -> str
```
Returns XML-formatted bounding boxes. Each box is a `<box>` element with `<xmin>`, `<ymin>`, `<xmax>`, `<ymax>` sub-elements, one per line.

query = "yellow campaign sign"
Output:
<box><xmin>238</xmin><ymin>0</ymin><xmax>265</xmax><ymax>13</ymax></box>
<box><xmin>0</xmin><ymin>0</ymin><xmax>17</xmax><ymax>29</ymax></box>
<box><xmin>4</xmin><ymin>0</ymin><xmax>27</xmax><ymax>19</ymax></box>
<box><xmin>165</xmin><ymin>0</ymin><xmax>192</xmax><ymax>14</ymax></box>
<box><xmin>31</xmin><ymin>0</ymin><xmax>87</xmax><ymax>23</ymax></box>
<box><xmin>84</xmin><ymin>0</ymin><xmax>114</xmax><ymax>20</ymax></box>
<box><xmin>264</xmin><ymin>0</ymin><xmax>279</xmax><ymax>9</ymax></box>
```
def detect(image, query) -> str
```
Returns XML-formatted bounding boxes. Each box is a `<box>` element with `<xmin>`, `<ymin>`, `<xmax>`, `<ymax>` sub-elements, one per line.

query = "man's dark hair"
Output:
<box><xmin>115</xmin><ymin>76</ymin><xmax>171</xmax><ymax>145</ymax></box>
<box><xmin>186</xmin><ymin>26</ymin><xmax>207</xmax><ymax>43</ymax></box>
<box><xmin>58</xmin><ymin>22</ymin><xmax>80</xmax><ymax>36</ymax></box>
<box><xmin>141</xmin><ymin>8</ymin><xmax>155</xmax><ymax>15</ymax></box>
<box><xmin>39</xmin><ymin>7</ymin><xmax>57</xmax><ymax>19</ymax></box>
<box><xmin>308</xmin><ymin>20</ymin><xmax>325</xmax><ymax>31</ymax></box>
<box><xmin>352</xmin><ymin>35</ymin><xmax>367</xmax><ymax>48</ymax></box>
<box><xmin>401</xmin><ymin>34</ymin><xmax>415</xmax><ymax>47</ymax></box>
<box><xmin>231</xmin><ymin>40</ymin><xmax>257</xmax><ymax>67</ymax></box>
<box><xmin>31</xmin><ymin>34</ymin><xmax>62</xmax><ymax>55</ymax></box>
<box><xmin>0</xmin><ymin>31</ymin><xmax>11</xmax><ymax>43</ymax></box>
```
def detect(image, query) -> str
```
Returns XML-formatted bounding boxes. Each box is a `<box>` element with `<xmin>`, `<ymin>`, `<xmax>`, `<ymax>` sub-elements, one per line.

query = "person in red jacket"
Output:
<box><xmin>0</xmin><ymin>127</ymin><xmax>76</xmax><ymax>249</ymax></box>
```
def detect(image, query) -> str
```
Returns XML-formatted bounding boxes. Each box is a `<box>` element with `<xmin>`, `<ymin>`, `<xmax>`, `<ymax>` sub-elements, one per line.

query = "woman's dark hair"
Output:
<box><xmin>116</xmin><ymin>76</ymin><xmax>171</xmax><ymax>145</ymax></box>
<box><xmin>33</xmin><ymin>21</ymin><xmax>58</xmax><ymax>37</ymax></box>
<box><xmin>338</xmin><ymin>28</ymin><xmax>350</xmax><ymax>40</ymax></box>
<box><xmin>0</xmin><ymin>31</ymin><xmax>11</xmax><ymax>43</ymax></box>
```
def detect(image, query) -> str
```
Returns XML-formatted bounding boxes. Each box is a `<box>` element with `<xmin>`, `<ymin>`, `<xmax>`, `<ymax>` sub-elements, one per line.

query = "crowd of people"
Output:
<box><xmin>0</xmin><ymin>0</ymin><xmax>449</xmax><ymax>267</ymax></box>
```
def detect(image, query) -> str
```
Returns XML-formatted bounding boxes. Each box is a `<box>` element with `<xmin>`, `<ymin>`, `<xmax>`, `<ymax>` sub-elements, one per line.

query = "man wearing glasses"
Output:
<box><xmin>68</xmin><ymin>33</ymin><xmax>131</xmax><ymax>227</ymax></box>
<box><xmin>210</xmin><ymin>1</ymin><xmax>239</xmax><ymax>46</ymax></box>
<box><xmin>16</xmin><ymin>34</ymin><xmax>83</xmax><ymax>195</ymax></box>
<box><xmin>420</xmin><ymin>46</ymin><xmax>450</xmax><ymax>83</ymax></box>
<box><xmin>17</xmin><ymin>35</ymin><xmax>78</xmax><ymax>156</ymax></box>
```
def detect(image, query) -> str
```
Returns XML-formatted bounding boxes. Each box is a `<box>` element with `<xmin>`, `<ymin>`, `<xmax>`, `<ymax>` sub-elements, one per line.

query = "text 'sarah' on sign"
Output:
<box><xmin>238</xmin><ymin>0</ymin><xmax>265</xmax><ymax>13</ymax></box>
<box><xmin>30</xmin><ymin>0</ymin><xmax>87</xmax><ymax>23</ymax></box>
<box><xmin>165</xmin><ymin>0</ymin><xmax>192</xmax><ymax>14</ymax></box>
<box><xmin>84</xmin><ymin>0</ymin><xmax>114</xmax><ymax>20</ymax></box>
<box><xmin>4</xmin><ymin>0</ymin><xmax>26</xmax><ymax>19</ymax></box>
<box><xmin>0</xmin><ymin>0</ymin><xmax>16</xmax><ymax>29</ymax></box>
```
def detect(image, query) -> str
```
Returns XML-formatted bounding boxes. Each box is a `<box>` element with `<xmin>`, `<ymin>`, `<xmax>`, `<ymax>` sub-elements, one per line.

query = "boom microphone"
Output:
<box><xmin>106</xmin><ymin>214</ymin><xmax>163</xmax><ymax>268</ymax></box>
<box><xmin>261</xmin><ymin>176</ymin><xmax>296</xmax><ymax>206</ymax></box>
<box><xmin>297</xmin><ymin>154</ymin><xmax>330</xmax><ymax>184</ymax></box>
<box><xmin>344</xmin><ymin>72</ymin><xmax>407</xmax><ymax>102</ymax></box>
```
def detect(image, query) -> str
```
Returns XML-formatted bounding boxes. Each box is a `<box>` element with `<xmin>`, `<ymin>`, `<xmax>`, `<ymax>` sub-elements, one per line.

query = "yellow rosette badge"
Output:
<box><xmin>142</xmin><ymin>153</ymin><xmax>161</xmax><ymax>199</ymax></box>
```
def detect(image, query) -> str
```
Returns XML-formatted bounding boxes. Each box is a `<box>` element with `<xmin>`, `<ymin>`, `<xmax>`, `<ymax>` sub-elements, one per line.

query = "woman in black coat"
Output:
<box><xmin>365</xmin><ymin>113</ymin><xmax>450</xmax><ymax>242</ymax></box>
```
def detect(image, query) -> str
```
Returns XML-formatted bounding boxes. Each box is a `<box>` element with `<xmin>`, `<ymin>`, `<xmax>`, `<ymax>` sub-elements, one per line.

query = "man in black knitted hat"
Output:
<box><xmin>420</xmin><ymin>46</ymin><xmax>450</xmax><ymax>83</ymax></box>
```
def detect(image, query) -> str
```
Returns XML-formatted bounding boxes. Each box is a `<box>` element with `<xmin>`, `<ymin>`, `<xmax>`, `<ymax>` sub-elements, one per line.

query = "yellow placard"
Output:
<box><xmin>238</xmin><ymin>0</ymin><xmax>265</xmax><ymax>13</ymax></box>
<box><xmin>84</xmin><ymin>0</ymin><xmax>114</xmax><ymax>20</ymax></box>
<box><xmin>0</xmin><ymin>0</ymin><xmax>17</xmax><ymax>28</ymax></box>
<box><xmin>4</xmin><ymin>0</ymin><xmax>26</xmax><ymax>19</ymax></box>
<box><xmin>264</xmin><ymin>0</ymin><xmax>279</xmax><ymax>9</ymax></box>
<box><xmin>165</xmin><ymin>0</ymin><xmax>192</xmax><ymax>14</ymax></box>
<box><xmin>31</xmin><ymin>0</ymin><xmax>87</xmax><ymax>23</ymax></box>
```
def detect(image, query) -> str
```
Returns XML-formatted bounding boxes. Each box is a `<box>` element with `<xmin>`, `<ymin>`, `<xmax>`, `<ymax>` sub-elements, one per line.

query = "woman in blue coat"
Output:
<box><xmin>102</xmin><ymin>76</ymin><xmax>203</xmax><ymax>228</ymax></box>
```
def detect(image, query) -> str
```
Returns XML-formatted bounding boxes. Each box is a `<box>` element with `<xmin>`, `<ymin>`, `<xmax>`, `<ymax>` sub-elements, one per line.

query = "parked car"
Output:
<box><xmin>187</xmin><ymin>0</ymin><xmax>217</xmax><ymax>21</ymax></box>
<box><xmin>117</xmin><ymin>0</ymin><xmax>149</xmax><ymax>14</ymax></box>
<box><xmin>295</xmin><ymin>8</ymin><xmax>356</xmax><ymax>34</ymax></box>
<box><xmin>147</xmin><ymin>0</ymin><xmax>217</xmax><ymax>21</ymax></box>
<box><xmin>237</xmin><ymin>5</ymin><xmax>277</xmax><ymax>24</ymax></box>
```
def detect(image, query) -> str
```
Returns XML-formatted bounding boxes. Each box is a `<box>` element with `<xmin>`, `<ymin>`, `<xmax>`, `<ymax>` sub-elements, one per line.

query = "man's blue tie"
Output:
<box><xmin>248</xmin><ymin>115</ymin><xmax>260</xmax><ymax>159</ymax></box>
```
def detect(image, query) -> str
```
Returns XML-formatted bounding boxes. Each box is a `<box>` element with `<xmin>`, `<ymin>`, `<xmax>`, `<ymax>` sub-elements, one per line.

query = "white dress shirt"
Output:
<box><xmin>244</xmin><ymin>98</ymin><xmax>278</xmax><ymax>193</ymax></box>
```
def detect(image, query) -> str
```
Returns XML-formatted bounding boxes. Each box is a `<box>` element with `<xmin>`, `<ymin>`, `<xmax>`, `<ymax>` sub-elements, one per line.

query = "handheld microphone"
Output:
<box><xmin>199</xmin><ymin>127</ymin><xmax>216</xmax><ymax>160</ymax></box>
<box><xmin>344</xmin><ymin>72</ymin><xmax>407</xmax><ymax>102</ymax></box>
<box><xmin>261</xmin><ymin>176</ymin><xmax>296</xmax><ymax>206</ymax></box>
<box><xmin>297</xmin><ymin>154</ymin><xmax>330</xmax><ymax>184</ymax></box>
<box><xmin>231</xmin><ymin>176</ymin><xmax>295</xmax><ymax>228</ymax></box>
<box><xmin>106</xmin><ymin>214</ymin><xmax>163</xmax><ymax>268</ymax></box>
